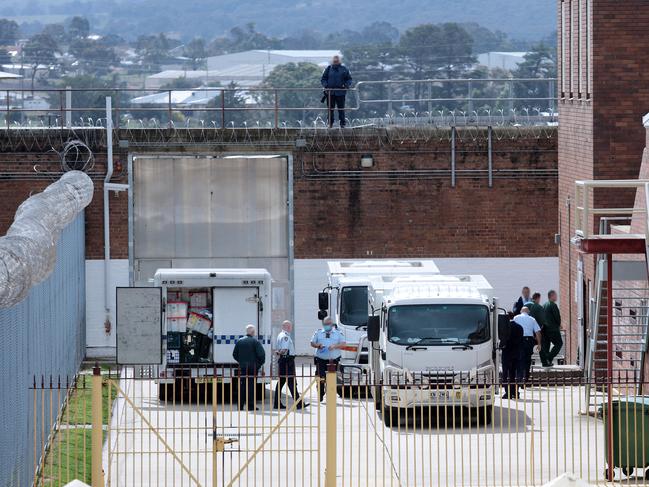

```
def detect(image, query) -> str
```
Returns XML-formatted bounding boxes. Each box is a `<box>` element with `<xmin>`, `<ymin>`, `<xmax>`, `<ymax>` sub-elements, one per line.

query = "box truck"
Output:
<box><xmin>365</xmin><ymin>274</ymin><xmax>500</xmax><ymax>426</ymax></box>
<box><xmin>317</xmin><ymin>260</ymin><xmax>440</xmax><ymax>364</ymax></box>
<box><xmin>116</xmin><ymin>268</ymin><xmax>273</xmax><ymax>400</ymax></box>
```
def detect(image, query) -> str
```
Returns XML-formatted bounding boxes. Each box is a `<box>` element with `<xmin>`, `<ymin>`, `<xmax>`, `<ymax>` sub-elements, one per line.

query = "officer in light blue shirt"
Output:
<box><xmin>513</xmin><ymin>307</ymin><xmax>542</xmax><ymax>382</ymax></box>
<box><xmin>273</xmin><ymin>320</ymin><xmax>308</xmax><ymax>410</ymax></box>
<box><xmin>311</xmin><ymin>317</ymin><xmax>346</xmax><ymax>401</ymax></box>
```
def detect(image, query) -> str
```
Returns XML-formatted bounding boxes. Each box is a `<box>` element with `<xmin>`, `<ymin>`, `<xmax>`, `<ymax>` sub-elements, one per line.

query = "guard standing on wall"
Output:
<box><xmin>273</xmin><ymin>320</ymin><xmax>309</xmax><ymax>409</ymax></box>
<box><xmin>233</xmin><ymin>324</ymin><xmax>266</xmax><ymax>411</ymax></box>
<box><xmin>311</xmin><ymin>317</ymin><xmax>346</xmax><ymax>401</ymax></box>
<box><xmin>321</xmin><ymin>55</ymin><xmax>353</xmax><ymax>128</ymax></box>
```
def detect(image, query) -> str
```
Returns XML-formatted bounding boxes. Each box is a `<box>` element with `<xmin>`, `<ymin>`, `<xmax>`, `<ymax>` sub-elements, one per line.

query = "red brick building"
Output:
<box><xmin>558</xmin><ymin>0</ymin><xmax>649</xmax><ymax>362</ymax></box>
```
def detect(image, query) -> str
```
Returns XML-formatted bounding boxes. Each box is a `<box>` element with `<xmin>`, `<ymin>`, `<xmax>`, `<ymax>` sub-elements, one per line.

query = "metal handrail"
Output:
<box><xmin>0</xmin><ymin>78</ymin><xmax>557</xmax><ymax>129</ymax></box>
<box><xmin>574</xmin><ymin>179</ymin><xmax>649</xmax><ymax>240</ymax></box>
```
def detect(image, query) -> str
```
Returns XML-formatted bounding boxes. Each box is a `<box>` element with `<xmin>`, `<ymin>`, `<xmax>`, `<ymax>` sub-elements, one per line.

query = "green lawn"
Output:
<box><xmin>35</xmin><ymin>371</ymin><xmax>117</xmax><ymax>486</ymax></box>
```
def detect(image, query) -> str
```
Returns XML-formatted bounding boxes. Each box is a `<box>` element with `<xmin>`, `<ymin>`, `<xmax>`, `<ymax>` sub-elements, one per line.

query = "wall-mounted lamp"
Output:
<box><xmin>360</xmin><ymin>154</ymin><xmax>374</xmax><ymax>168</ymax></box>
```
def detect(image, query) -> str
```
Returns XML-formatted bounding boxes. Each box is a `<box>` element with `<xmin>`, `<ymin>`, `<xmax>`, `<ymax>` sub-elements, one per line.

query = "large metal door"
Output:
<box><xmin>130</xmin><ymin>154</ymin><xmax>292</xmax><ymax>328</ymax></box>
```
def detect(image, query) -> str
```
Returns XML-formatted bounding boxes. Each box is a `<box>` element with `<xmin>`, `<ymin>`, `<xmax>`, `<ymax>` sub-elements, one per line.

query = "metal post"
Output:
<box><xmin>5</xmin><ymin>90</ymin><xmax>9</xmax><ymax>129</ymax></box>
<box><xmin>467</xmin><ymin>80</ymin><xmax>473</xmax><ymax>115</ymax></box>
<box><xmin>387</xmin><ymin>83</ymin><xmax>393</xmax><ymax>117</ymax></box>
<box><xmin>451</xmin><ymin>126</ymin><xmax>456</xmax><ymax>188</ymax></box>
<box><xmin>65</xmin><ymin>86</ymin><xmax>72</xmax><ymax>128</ymax></box>
<box><xmin>488</xmin><ymin>125</ymin><xmax>493</xmax><ymax>188</ymax></box>
<box><xmin>325</xmin><ymin>363</ymin><xmax>337</xmax><ymax>487</ymax></box>
<box><xmin>274</xmin><ymin>89</ymin><xmax>279</xmax><ymax>129</ymax></box>
<box><xmin>508</xmin><ymin>79</ymin><xmax>514</xmax><ymax>115</ymax></box>
<box><xmin>167</xmin><ymin>90</ymin><xmax>172</xmax><ymax>127</ymax></box>
<box><xmin>91</xmin><ymin>365</ymin><xmax>104</xmax><ymax>487</ymax></box>
<box><xmin>221</xmin><ymin>89</ymin><xmax>225</xmax><ymax>128</ymax></box>
<box><xmin>606</xmin><ymin>253</ymin><xmax>614</xmax><ymax>482</ymax></box>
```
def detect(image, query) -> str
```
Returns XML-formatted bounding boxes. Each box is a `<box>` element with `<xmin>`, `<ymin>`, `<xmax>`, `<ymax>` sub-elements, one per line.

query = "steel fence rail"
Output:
<box><xmin>28</xmin><ymin>364</ymin><xmax>649</xmax><ymax>486</ymax></box>
<box><xmin>0</xmin><ymin>213</ymin><xmax>86</xmax><ymax>487</ymax></box>
<box><xmin>0</xmin><ymin>78</ymin><xmax>557</xmax><ymax>129</ymax></box>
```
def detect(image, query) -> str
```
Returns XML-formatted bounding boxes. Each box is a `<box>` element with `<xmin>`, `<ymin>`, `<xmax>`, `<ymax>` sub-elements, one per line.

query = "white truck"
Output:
<box><xmin>116</xmin><ymin>268</ymin><xmax>273</xmax><ymax>401</ymax></box>
<box><xmin>317</xmin><ymin>260</ymin><xmax>441</xmax><ymax>366</ymax></box>
<box><xmin>365</xmin><ymin>274</ymin><xmax>500</xmax><ymax>426</ymax></box>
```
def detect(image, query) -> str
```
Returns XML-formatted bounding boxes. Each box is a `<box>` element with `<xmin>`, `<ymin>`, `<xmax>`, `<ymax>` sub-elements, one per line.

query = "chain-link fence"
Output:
<box><xmin>0</xmin><ymin>213</ymin><xmax>86</xmax><ymax>487</ymax></box>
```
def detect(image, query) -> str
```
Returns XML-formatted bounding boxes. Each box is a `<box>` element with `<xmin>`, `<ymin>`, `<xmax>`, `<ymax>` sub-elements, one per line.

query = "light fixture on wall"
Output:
<box><xmin>360</xmin><ymin>154</ymin><xmax>374</xmax><ymax>168</ymax></box>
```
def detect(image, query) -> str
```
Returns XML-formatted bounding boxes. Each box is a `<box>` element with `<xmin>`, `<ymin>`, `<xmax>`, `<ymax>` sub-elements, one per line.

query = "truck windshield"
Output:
<box><xmin>387</xmin><ymin>304</ymin><xmax>490</xmax><ymax>345</ymax></box>
<box><xmin>339</xmin><ymin>286</ymin><xmax>368</xmax><ymax>327</ymax></box>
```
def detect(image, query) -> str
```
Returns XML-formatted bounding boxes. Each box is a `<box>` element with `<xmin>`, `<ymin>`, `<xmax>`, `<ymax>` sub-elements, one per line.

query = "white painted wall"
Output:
<box><xmin>293</xmin><ymin>257</ymin><xmax>559</xmax><ymax>355</ymax></box>
<box><xmin>86</xmin><ymin>257</ymin><xmax>559</xmax><ymax>358</ymax></box>
<box><xmin>85</xmin><ymin>259</ymin><xmax>129</xmax><ymax>358</ymax></box>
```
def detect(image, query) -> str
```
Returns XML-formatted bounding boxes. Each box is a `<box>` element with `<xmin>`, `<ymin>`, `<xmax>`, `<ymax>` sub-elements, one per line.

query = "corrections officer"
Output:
<box><xmin>273</xmin><ymin>320</ymin><xmax>308</xmax><ymax>409</ymax></box>
<box><xmin>501</xmin><ymin>319</ymin><xmax>524</xmax><ymax>399</ymax></box>
<box><xmin>310</xmin><ymin>317</ymin><xmax>346</xmax><ymax>401</ymax></box>
<box><xmin>541</xmin><ymin>290</ymin><xmax>564</xmax><ymax>367</ymax></box>
<box><xmin>232</xmin><ymin>324</ymin><xmax>266</xmax><ymax>411</ymax></box>
<box><xmin>513</xmin><ymin>307</ymin><xmax>542</xmax><ymax>382</ymax></box>
<box><xmin>512</xmin><ymin>286</ymin><xmax>531</xmax><ymax>316</ymax></box>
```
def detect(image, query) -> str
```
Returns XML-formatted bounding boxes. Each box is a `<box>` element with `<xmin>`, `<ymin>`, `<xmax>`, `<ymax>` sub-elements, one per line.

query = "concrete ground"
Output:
<box><xmin>104</xmin><ymin>371</ymin><xmax>643</xmax><ymax>486</ymax></box>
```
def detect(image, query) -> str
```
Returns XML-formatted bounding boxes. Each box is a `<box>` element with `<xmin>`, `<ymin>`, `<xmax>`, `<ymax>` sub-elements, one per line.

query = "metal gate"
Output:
<box><xmin>104</xmin><ymin>367</ymin><xmax>321</xmax><ymax>486</ymax></box>
<box><xmin>128</xmin><ymin>154</ymin><xmax>293</xmax><ymax>327</ymax></box>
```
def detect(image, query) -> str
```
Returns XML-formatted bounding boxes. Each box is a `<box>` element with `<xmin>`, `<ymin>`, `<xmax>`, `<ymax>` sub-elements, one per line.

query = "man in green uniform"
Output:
<box><xmin>541</xmin><ymin>290</ymin><xmax>563</xmax><ymax>367</ymax></box>
<box><xmin>526</xmin><ymin>292</ymin><xmax>546</xmax><ymax>330</ymax></box>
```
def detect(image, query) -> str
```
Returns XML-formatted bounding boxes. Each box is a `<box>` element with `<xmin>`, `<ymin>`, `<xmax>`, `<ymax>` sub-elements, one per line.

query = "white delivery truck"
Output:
<box><xmin>317</xmin><ymin>260</ymin><xmax>440</xmax><ymax>366</ymax></box>
<box><xmin>116</xmin><ymin>268</ymin><xmax>273</xmax><ymax>401</ymax></box>
<box><xmin>365</xmin><ymin>274</ymin><xmax>500</xmax><ymax>426</ymax></box>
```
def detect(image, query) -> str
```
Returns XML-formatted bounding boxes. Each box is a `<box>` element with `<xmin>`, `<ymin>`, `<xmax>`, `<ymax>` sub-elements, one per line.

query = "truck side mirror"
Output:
<box><xmin>367</xmin><ymin>315</ymin><xmax>380</xmax><ymax>342</ymax></box>
<box><xmin>318</xmin><ymin>310</ymin><xmax>328</xmax><ymax>320</ymax></box>
<box><xmin>318</xmin><ymin>292</ymin><xmax>329</xmax><ymax>311</ymax></box>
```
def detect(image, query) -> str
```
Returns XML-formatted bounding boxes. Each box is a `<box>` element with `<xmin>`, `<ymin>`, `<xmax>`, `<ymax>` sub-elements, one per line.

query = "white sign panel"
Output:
<box><xmin>116</xmin><ymin>287</ymin><xmax>162</xmax><ymax>364</ymax></box>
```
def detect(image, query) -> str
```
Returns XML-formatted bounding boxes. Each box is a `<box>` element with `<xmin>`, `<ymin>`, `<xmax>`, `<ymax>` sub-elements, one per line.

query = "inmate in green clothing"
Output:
<box><xmin>526</xmin><ymin>302</ymin><xmax>546</xmax><ymax>328</ymax></box>
<box><xmin>543</xmin><ymin>300</ymin><xmax>562</xmax><ymax>330</ymax></box>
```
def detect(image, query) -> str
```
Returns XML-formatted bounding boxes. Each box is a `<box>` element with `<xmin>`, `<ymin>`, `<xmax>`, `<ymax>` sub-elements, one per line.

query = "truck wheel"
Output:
<box><xmin>382</xmin><ymin>404</ymin><xmax>399</xmax><ymax>427</ymax></box>
<box><xmin>372</xmin><ymin>385</ymin><xmax>382</xmax><ymax>411</ymax></box>
<box><xmin>476</xmin><ymin>405</ymin><xmax>493</xmax><ymax>426</ymax></box>
<box><xmin>158</xmin><ymin>384</ymin><xmax>173</xmax><ymax>402</ymax></box>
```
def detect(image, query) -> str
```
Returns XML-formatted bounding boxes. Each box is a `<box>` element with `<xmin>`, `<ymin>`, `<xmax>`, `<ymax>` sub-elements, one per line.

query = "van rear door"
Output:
<box><xmin>212</xmin><ymin>287</ymin><xmax>260</xmax><ymax>363</ymax></box>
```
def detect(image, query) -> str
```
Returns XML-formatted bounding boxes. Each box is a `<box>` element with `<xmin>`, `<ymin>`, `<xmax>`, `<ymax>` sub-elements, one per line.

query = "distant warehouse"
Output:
<box><xmin>145</xmin><ymin>49</ymin><xmax>341</xmax><ymax>89</ymax></box>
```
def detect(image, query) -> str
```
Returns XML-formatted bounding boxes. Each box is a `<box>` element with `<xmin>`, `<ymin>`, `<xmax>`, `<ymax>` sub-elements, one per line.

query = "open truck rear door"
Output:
<box><xmin>116</xmin><ymin>287</ymin><xmax>163</xmax><ymax>365</ymax></box>
<box><xmin>212</xmin><ymin>287</ymin><xmax>260</xmax><ymax>363</ymax></box>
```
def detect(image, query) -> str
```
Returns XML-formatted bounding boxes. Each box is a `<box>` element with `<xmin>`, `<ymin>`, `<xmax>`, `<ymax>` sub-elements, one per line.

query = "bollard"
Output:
<box><xmin>91</xmin><ymin>365</ymin><xmax>104</xmax><ymax>487</ymax></box>
<box><xmin>325</xmin><ymin>362</ymin><xmax>337</xmax><ymax>487</ymax></box>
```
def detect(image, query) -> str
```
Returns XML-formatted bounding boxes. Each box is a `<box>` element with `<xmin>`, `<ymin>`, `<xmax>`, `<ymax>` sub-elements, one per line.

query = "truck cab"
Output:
<box><xmin>318</xmin><ymin>260</ymin><xmax>440</xmax><ymax>367</ymax></box>
<box><xmin>366</xmin><ymin>275</ymin><xmax>498</xmax><ymax>425</ymax></box>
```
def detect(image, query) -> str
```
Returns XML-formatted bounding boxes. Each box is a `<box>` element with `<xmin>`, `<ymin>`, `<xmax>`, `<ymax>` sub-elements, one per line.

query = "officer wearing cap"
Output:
<box><xmin>311</xmin><ymin>317</ymin><xmax>346</xmax><ymax>401</ymax></box>
<box><xmin>273</xmin><ymin>320</ymin><xmax>308</xmax><ymax>410</ymax></box>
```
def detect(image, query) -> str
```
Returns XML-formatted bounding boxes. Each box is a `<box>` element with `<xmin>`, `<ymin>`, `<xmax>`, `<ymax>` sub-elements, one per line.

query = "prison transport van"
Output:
<box><xmin>365</xmin><ymin>274</ymin><xmax>499</xmax><ymax>426</ymax></box>
<box><xmin>116</xmin><ymin>268</ymin><xmax>272</xmax><ymax>400</ymax></box>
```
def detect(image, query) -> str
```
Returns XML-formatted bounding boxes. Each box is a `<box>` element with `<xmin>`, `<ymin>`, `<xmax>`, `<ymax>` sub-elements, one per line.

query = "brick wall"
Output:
<box><xmin>558</xmin><ymin>0</ymin><xmax>649</xmax><ymax>362</ymax></box>
<box><xmin>0</xmin><ymin>127</ymin><xmax>558</xmax><ymax>263</ymax></box>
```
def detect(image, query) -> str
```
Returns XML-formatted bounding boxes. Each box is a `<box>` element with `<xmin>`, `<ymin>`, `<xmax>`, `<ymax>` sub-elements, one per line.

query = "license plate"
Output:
<box><xmin>430</xmin><ymin>390</ymin><xmax>451</xmax><ymax>400</ymax></box>
<box><xmin>195</xmin><ymin>377</ymin><xmax>220</xmax><ymax>384</ymax></box>
<box><xmin>430</xmin><ymin>390</ymin><xmax>462</xmax><ymax>401</ymax></box>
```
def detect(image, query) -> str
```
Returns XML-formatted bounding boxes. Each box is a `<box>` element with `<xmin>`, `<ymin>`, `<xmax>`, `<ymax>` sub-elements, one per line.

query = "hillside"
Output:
<box><xmin>2</xmin><ymin>0</ymin><xmax>556</xmax><ymax>41</ymax></box>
